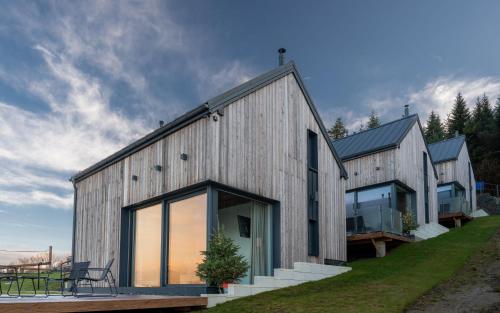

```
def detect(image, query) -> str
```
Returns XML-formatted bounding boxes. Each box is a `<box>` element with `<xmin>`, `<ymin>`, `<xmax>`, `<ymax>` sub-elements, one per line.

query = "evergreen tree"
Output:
<box><xmin>367</xmin><ymin>111</ymin><xmax>381</xmax><ymax>129</ymax></box>
<box><xmin>424</xmin><ymin>111</ymin><xmax>445</xmax><ymax>143</ymax></box>
<box><xmin>446</xmin><ymin>92</ymin><xmax>470</xmax><ymax>137</ymax></box>
<box><xmin>196</xmin><ymin>230</ymin><xmax>249</xmax><ymax>293</ymax></box>
<box><xmin>465</xmin><ymin>94</ymin><xmax>497</xmax><ymax>182</ymax></box>
<box><xmin>495</xmin><ymin>97</ymin><xmax>500</xmax><ymax>131</ymax></box>
<box><xmin>328</xmin><ymin>118</ymin><xmax>348</xmax><ymax>139</ymax></box>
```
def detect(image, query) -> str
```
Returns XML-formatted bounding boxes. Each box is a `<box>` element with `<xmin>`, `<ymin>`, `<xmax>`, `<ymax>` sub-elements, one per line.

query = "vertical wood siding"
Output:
<box><xmin>435</xmin><ymin>143</ymin><xmax>477</xmax><ymax>211</ymax></box>
<box><xmin>74</xmin><ymin>73</ymin><xmax>346</xmax><ymax>284</ymax></box>
<box><xmin>341</xmin><ymin>123</ymin><xmax>438</xmax><ymax>226</ymax></box>
<box><xmin>396</xmin><ymin>123</ymin><xmax>438</xmax><ymax>225</ymax></box>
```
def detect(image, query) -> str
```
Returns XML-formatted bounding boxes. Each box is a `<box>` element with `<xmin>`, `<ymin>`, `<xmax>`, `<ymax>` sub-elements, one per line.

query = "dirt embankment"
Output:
<box><xmin>406</xmin><ymin>228</ymin><xmax>500</xmax><ymax>313</ymax></box>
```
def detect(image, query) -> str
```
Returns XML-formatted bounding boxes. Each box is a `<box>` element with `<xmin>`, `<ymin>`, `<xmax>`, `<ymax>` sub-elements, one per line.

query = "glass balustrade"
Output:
<box><xmin>438</xmin><ymin>196</ymin><xmax>471</xmax><ymax>216</ymax></box>
<box><xmin>346</xmin><ymin>204</ymin><xmax>403</xmax><ymax>235</ymax></box>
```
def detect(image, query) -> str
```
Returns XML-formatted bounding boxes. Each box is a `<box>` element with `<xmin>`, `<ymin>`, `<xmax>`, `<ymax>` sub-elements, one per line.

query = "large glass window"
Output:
<box><xmin>133</xmin><ymin>204</ymin><xmax>162</xmax><ymax>287</ymax></box>
<box><xmin>357</xmin><ymin>185</ymin><xmax>392</xmax><ymax>209</ymax></box>
<box><xmin>168</xmin><ymin>193</ymin><xmax>207</xmax><ymax>284</ymax></box>
<box><xmin>217</xmin><ymin>191</ymin><xmax>272</xmax><ymax>284</ymax></box>
<box><xmin>345</xmin><ymin>191</ymin><xmax>355</xmax><ymax>217</ymax></box>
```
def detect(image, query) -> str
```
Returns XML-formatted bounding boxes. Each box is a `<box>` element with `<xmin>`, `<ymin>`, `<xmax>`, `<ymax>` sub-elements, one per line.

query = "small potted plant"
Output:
<box><xmin>402</xmin><ymin>211</ymin><xmax>417</xmax><ymax>238</ymax></box>
<box><xmin>196</xmin><ymin>230</ymin><xmax>249</xmax><ymax>294</ymax></box>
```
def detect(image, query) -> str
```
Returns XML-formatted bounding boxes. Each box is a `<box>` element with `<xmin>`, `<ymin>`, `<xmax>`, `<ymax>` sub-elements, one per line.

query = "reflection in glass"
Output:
<box><xmin>345</xmin><ymin>192</ymin><xmax>355</xmax><ymax>217</ymax></box>
<box><xmin>133</xmin><ymin>203</ymin><xmax>162</xmax><ymax>287</ymax></box>
<box><xmin>217</xmin><ymin>191</ymin><xmax>271</xmax><ymax>284</ymax></box>
<box><xmin>168</xmin><ymin>193</ymin><xmax>207</xmax><ymax>284</ymax></box>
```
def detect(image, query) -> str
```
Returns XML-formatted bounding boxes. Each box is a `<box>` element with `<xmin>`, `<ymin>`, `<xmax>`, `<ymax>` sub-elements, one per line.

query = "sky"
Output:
<box><xmin>1</xmin><ymin>0</ymin><xmax>499</xmax><ymax>262</ymax></box>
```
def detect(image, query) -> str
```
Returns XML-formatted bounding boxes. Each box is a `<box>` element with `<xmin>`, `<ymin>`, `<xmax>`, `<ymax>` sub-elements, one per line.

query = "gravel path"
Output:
<box><xmin>406</xmin><ymin>228</ymin><xmax>500</xmax><ymax>313</ymax></box>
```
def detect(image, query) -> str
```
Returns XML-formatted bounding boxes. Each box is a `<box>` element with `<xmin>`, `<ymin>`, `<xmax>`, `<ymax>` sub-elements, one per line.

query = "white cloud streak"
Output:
<box><xmin>0</xmin><ymin>1</ymin><xmax>255</xmax><ymax>210</ymax></box>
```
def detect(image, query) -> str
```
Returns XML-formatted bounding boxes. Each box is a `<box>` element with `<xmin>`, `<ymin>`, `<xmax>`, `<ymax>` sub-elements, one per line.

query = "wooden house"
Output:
<box><xmin>428</xmin><ymin>134</ymin><xmax>476</xmax><ymax>227</ymax></box>
<box><xmin>70</xmin><ymin>60</ymin><xmax>348</xmax><ymax>295</ymax></box>
<box><xmin>332</xmin><ymin>113</ymin><xmax>439</xmax><ymax>257</ymax></box>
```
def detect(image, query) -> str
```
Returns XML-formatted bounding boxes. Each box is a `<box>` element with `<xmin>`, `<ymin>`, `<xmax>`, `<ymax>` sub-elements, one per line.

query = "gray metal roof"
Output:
<box><xmin>332</xmin><ymin>115</ymin><xmax>418</xmax><ymax>161</ymax></box>
<box><xmin>72</xmin><ymin>61</ymin><xmax>347</xmax><ymax>182</ymax></box>
<box><xmin>428</xmin><ymin>135</ymin><xmax>466</xmax><ymax>164</ymax></box>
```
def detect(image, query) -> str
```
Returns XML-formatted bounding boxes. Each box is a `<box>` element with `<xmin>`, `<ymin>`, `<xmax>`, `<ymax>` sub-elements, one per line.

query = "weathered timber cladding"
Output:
<box><xmin>435</xmin><ymin>144</ymin><xmax>477</xmax><ymax>211</ymax></box>
<box><xmin>74</xmin><ymin>73</ymin><xmax>346</xmax><ymax>284</ymax></box>
<box><xmin>342</xmin><ymin>123</ymin><xmax>438</xmax><ymax>226</ymax></box>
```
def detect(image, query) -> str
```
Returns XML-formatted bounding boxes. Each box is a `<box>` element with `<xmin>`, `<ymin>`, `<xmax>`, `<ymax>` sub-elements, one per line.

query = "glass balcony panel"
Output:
<box><xmin>439</xmin><ymin>196</ymin><xmax>470</xmax><ymax>215</ymax></box>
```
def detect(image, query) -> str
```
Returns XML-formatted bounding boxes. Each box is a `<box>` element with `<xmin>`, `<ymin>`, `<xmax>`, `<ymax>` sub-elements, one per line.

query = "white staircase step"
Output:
<box><xmin>471</xmin><ymin>209</ymin><xmax>488</xmax><ymax>217</ymax></box>
<box><xmin>227</xmin><ymin>284</ymin><xmax>275</xmax><ymax>296</ymax></box>
<box><xmin>274</xmin><ymin>268</ymin><xmax>330</xmax><ymax>281</ymax></box>
<box><xmin>412</xmin><ymin>222</ymin><xmax>449</xmax><ymax>240</ymax></box>
<box><xmin>203</xmin><ymin>263</ymin><xmax>352</xmax><ymax>308</ymax></box>
<box><xmin>253</xmin><ymin>275</ymin><xmax>305</xmax><ymax>288</ymax></box>
<box><xmin>293</xmin><ymin>262</ymin><xmax>351</xmax><ymax>275</ymax></box>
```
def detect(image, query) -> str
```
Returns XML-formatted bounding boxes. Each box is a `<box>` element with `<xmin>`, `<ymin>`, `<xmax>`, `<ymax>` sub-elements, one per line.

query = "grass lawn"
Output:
<box><xmin>1</xmin><ymin>271</ymin><xmax>65</xmax><ymax>295</ymax></box>
<box><xmin>207</xmin><ymin>216</ymin><xmax>500</xmax><ymax>313</ymax></box>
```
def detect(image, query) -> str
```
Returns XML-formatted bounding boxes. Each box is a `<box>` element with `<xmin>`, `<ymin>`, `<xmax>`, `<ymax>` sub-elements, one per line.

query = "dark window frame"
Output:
<box><xmin>307</xmin><ymin>130</ymin><xmax>319</xmax><ymax>257</ymax></box>
<box><xmin>119</xmin><ymin>180</ymin><xmax>281</xmax><ymax>293</ymax></box>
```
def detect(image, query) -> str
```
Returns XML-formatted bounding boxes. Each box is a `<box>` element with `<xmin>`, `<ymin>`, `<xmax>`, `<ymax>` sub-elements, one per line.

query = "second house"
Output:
<box><xmin>332</xmin><ymin>111</ymin><xmax>439</xmax><ymax>257</ymax></box>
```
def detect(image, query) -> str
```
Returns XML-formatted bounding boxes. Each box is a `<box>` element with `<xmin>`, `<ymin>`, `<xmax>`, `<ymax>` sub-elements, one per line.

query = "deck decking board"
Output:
<box><xmin>0</xmin><ymin>295</ymin><xmax>207</xmax><ymax>313</ymax></box>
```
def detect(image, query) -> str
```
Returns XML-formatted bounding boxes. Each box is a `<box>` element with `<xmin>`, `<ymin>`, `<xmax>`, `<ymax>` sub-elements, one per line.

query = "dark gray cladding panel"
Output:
<box><xmin>332</xmin><ymin>115</ymin><xmax>418</xmax><ymax>161</ymax></box>
<box><xmin>428</xmin><ymin>135</ymin><xmax>466</xmax><ymax>163</ymax></box>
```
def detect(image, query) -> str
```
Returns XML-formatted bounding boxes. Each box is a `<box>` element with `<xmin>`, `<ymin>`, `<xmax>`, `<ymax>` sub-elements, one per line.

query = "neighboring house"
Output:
<box><xmin>332</xmin><ymin>113</ymin><xmax>439</xmax><ymax>257</ymax></box>
<box><xmin>70</xmin><ymin>61</ymin><xmax>348</xmax><ymax>296</ymax></box>
<box><xmin>428</xmin><ymin>134</ymin><xmax>477</xmax><ymax>226</ymax></box>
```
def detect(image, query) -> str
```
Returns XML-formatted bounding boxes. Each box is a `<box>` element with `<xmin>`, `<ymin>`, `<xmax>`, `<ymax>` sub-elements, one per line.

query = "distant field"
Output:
<box><xmin>1</xmin><ymin>271</ymin><xmax>64</xmax><ymax>295</ymax></box>
<box><xmin>207</xmin><ymin>216</ymin><xmax>500</xmax><ymax>313</ymax></box>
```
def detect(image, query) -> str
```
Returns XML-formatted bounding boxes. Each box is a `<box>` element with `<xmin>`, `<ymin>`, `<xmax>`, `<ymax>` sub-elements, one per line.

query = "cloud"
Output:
<box><xmin>0</xmin><ymin>1</ymin><xmax>256</xmax><ymax>211</ymax></box>
<box><xmin>357</xmin><ymin>76</ymin><xmax>500</xmax><ymax>129</ymax></box>
<box><xmin>407</xmin><ymin>76</ymin><xmax>500</xmax><ymax>121</ymax></box>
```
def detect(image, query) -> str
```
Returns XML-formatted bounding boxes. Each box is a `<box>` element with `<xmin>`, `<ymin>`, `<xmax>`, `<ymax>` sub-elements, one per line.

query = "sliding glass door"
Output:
<box><xmin>133</xmin><ymin>203</ymin><xmax>162</xmax><ymax>287</ymax></box>
<box><xmin>167</xmin><ymin>193</ymin><xmax>207</xmax><ymax>284</ymax></box>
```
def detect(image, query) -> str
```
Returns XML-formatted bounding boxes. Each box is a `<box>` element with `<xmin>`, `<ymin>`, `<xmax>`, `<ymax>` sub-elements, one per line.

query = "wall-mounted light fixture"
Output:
<box><xmin>180</xmin><ymin>153</ymin><xmax>188</xmax><ymax>161</ymax></box>
<box><xmin>212</xmin><ymin>115</ymin><xmax>218</xmax><ymax>122</ymax></box>
<box><xmin>154</xmin><ymin>165</ymin><xmax>162</xmax><ymax>172</ymax></box>
<box><xmin>132</xmin><ymin>175</ymin><xmax>138</xmax><ymax>181</ymax></box>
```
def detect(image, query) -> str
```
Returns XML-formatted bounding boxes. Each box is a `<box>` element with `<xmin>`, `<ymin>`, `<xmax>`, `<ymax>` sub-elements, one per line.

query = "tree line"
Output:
<box><xmin>424</xmin><ymin>93</ymin><xmax>500</xmax><ymax>183</ymax></box>
<box><xmin>327</xmin><ymin>93</ymin><xmax>500</xmax><ymax>183</ymax></box>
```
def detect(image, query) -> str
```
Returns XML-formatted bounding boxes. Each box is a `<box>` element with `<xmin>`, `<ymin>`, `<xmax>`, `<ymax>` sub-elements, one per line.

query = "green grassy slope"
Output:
<box><xmin>207</xmin><ymin>216</ymin><xmax>500</xmax><ymax>313</ymax></box>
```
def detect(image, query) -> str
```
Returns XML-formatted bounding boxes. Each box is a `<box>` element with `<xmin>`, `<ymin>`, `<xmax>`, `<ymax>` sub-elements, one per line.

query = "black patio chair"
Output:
<box><xmin>0</xmin><ymin>265</ymin><xmax>20</xmax><ymax>297</ymax></box>
<box><xmin>44</xmin><ymin>261</ymin><xmax>90</xmax><ymax>297</ymax></box>
<box><xmin>80</xmin><ymin>259</ymin><xmax>118</xmax><ymax>297</ymax></box>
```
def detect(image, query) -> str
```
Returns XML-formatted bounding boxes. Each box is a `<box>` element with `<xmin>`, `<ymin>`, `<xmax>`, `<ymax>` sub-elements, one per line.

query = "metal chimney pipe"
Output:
<box><xmin>278</xmin><ymin>48</ymin><xmax>286</xmax><ymax>66</ymax></box>
<box><xmin>404</xmin><ymin>104</ymin><xmax>409</xmax><ymax>117</ymax></box>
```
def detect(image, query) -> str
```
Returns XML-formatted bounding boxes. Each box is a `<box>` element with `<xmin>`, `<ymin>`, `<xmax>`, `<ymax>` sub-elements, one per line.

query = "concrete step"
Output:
<box><xmin>471</xmin><ymin>209</ymin><xmax>489</xmax><ymax>217</ymax></box>
<box><xmin>253</xmin><ymin>275</ymin><xmax>306</xmax><ymax>288</ymax></box>
<box><xmin>412</xmin><ymin>222</ymin><xmax>448</xmax><ymax>240</ymax></box>
<box><xmin>227</xmin><ymin>284</ymin><xmax>275</xmax><ymax>297</ymax></box>
<box><xmin>274</xmin><ymin>268</ymin><xmax>330</xmax><ymax>281</ymax></box>
<box><xmin>293</xmin><ymin>262</ymin><xmax>351</xmax><ymax>276</ymax></box>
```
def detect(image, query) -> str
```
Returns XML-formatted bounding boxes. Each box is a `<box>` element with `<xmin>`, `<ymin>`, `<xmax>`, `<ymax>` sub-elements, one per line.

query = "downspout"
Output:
<box><xmin>70</xmin><ymin>178</ymin><xmax>77</xmax><ymax>266</ymax></box>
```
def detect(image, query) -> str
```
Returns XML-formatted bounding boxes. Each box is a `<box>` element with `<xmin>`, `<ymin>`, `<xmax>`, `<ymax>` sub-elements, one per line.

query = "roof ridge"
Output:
<box><xmin>333</xmin><ymin>113</ymin><xmax>418</xmax><ymax>143</ymax></box>
<box><xmin>428</xmin><ymin>134</ymin><xmax>465</xmax><ymax>147</ymax></box>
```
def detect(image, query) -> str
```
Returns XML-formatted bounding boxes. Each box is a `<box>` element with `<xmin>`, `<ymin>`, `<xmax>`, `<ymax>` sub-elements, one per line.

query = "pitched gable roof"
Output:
<box><xmin>72</xmin><ymin>62</ymin><xmax>347</xmax><ymax>182</ymax></box>
<box><xmin>332</xmin><ymin>114</ymin><xmax>418</xmax><ymax>161</ymax></box>
<box><xmin>428</xmin><ymin>135</ymin><xmax>466</xmax><ymax>164</ymax></box>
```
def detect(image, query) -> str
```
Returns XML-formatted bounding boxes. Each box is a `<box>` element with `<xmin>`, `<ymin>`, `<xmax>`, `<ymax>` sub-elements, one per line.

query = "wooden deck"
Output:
<box><xmin>347</xmin><ymin>231</ymin><xmax>412</xmax><ymax>244</ymax></box>
<box><xmin>439</xmin><ymin>212</ymin><xmax>473</xmax><ymax>222</ymax></box>
<box><xmin>0</xmin><ymin>295</ymin><xmax>207</xmax><ymax>313</ymax></box>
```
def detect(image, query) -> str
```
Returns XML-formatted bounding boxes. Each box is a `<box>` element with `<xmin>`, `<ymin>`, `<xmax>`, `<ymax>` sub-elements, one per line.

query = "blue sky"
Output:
<box><xmin>1</xmin><ymin>0</ymin><xmax>499</xmax><ymax>262</ymax></box>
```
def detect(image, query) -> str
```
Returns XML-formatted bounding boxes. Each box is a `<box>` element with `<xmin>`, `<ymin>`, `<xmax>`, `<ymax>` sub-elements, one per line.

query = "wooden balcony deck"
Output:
<box><xmin>347</xmin><ymin>231</ymin><xmax>411</xmax><ymax>244</ymax></box>
<box><xmin>0</xmin><ymin>294</ymin><xmax>207</xmax><ymax>313</ymax></box>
